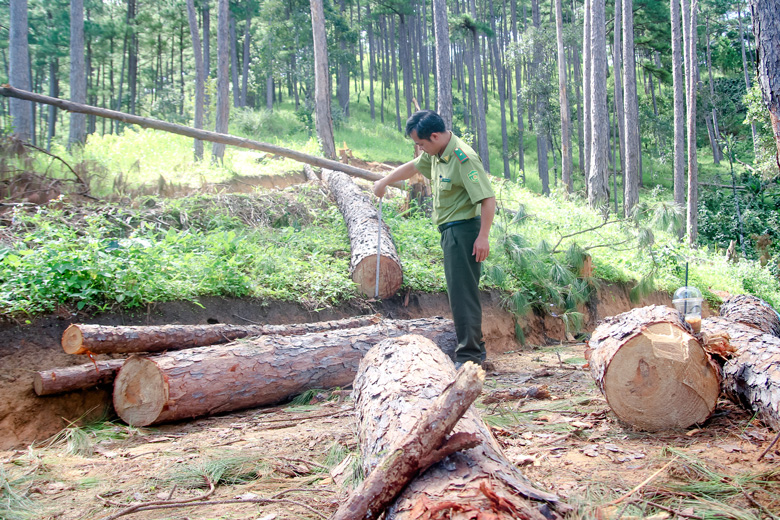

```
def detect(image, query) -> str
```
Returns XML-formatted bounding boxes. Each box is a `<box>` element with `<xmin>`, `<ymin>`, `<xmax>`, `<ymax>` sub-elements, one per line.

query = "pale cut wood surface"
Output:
<box><xmin>587</xmin><ymin>305</ymin><xmax>720</xmax><ymax>431</ymax></box>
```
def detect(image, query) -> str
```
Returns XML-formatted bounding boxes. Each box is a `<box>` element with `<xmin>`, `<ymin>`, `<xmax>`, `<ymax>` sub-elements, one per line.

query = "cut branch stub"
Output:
<box><xmin>587</xmin><ymin>305</ymin><xmax>720</xmax><ymax>431</ymax></box>
<box><xmin>321</xmin><ymin>169</ymin><xmax>403</xmax><ymax>299</ymax></box>
<box><xmin>351</xmin><ymin>334</ymin><xmax>561</xmax><ymax>519</ymax></box>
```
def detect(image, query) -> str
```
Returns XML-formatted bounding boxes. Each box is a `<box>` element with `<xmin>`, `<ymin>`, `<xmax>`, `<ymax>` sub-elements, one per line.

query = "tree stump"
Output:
<box><xmin>702</xmin><ymin>316</ymin><xmax>780</xmax><ymax>431</ymax></box>
<box><xmin>718</xmin><ymin>294</ymin><xmax>780</xmax><ymax>338</ymax></box>
<box><xmin>112</xmin><ymin>318</ymin><xmax>455</xmax><ymax>427</ymax></box>
<box><xmin>587</xmin><ymin>305</ymin><xmax>721</xmax><ymax>431</ymax></box>
<box><xmin>351</xmin><ymin>334</ymin><xmax>561</xmax><ymax>519</ymax></box>
<box><xmin>322</xmin><ymin>169</ymin><xmax>403</xmax><ymax>299</ymax></box>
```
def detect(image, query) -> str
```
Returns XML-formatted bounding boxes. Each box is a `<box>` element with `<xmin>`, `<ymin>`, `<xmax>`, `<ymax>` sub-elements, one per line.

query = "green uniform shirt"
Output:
<box><xmin>413</xmin><ymin>133</ymin><xmax>495</xmax><ymax>227</ymax></box>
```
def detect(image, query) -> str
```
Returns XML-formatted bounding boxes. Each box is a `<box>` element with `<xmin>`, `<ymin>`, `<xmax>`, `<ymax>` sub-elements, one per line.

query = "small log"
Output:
<box><xmin>321</xmin><ymin>169</ymin><xmax>403</xmax><ymax>299</ymax></box>
<box><xmin>62</xmin><ymin>315</ymin><xmax>380</xmax><ymax>355</ymax></box>
<box><xmin>702</xmin><ymin>316</ymin><xmax>780</xmax><ymax>431</ymax></box>
<box><xmin>34</xmin><ymin>359</ymin><xmax>125</xmax><ymax>396</ymax></box>
<box><xmin>718</xmin><ymin>294</ymin><xmax>780</xmax><ymax>338</ymax></box>
<box><xmin>333</xmin><ymin>358</ymin><xmax>485</xmax><ymax>520</ymax></box>
<box><xmin>351</xmin><ymin>334</ymin><xmax>561</xmax><ymax>519</ymax></box>
<box><xmin>112</xmin><ymin>318</ymin><xmax>456</xmax><ymax>427</ymax></box>
<box><xmin>587</xmin><ymin>305</ymin><xmax>721</xmax><ymax>431</ymax></box>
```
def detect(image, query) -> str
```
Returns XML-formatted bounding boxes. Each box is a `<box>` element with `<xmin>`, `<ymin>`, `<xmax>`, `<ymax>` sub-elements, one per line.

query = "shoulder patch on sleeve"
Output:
<box><xmin>468</xmin><ymin>170</ymin><xmax>480</xmax><ymax>183</ymax></box>
<box><xmin>454</xmin><ymin>148</ymin><xmax>469</xmax><ymax>163</ymax></box>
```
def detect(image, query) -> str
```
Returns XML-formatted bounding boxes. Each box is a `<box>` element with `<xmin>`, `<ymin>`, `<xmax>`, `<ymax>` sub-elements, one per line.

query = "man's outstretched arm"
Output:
<box><xmin>373</xmin><ymin>160</ymin><xmax>421</xmax><ymax>198</ymax></box>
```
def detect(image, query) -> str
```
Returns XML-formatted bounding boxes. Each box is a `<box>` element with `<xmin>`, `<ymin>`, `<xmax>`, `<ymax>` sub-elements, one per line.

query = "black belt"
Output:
<box><xmin>438</xmin><ymin>216</ymin><xmax>480</xmax><ymax>233</ymax></box>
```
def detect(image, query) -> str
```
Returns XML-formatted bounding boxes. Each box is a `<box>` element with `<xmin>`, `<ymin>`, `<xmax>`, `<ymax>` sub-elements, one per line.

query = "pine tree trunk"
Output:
<box><xmin>212</xmin><ymin>0</ymin><xmax>230</xmax><ymax>162</ymax></box>
<box><xmin>705</xmin><ymin>16</ymin><xmax>721</xmax><ymax>163</ymax></box>
<box><xmin>489</xmin><ymin>0</ymin><xmax>510</xmax><ymax>179</ymax></box>
<box><xmin>671</xmin><ymin>0</ymin><xmax>686</xmax><ymax>212</ymax></box>
<box><xmin>684</xmin><ymin>0</ymin><xmax>698</xmax><ymax>244</ymax></box>
<box><xmin>367</xmin><ymin>4</ymin><xmax>376</xmax><ymax>120</ymax></box>
<box><xmin>701</xmin><ymin>316</ymin><xmax>780</xmax><ymax>431</ymax></box>
<box><xmin>241</xmin><ymin>14</ymin><xmax>251</xmax><ymax>107</ymax></box>
<box><xmin>739</xmin><ymin>5</ymin><xmax>760</xmax><ymax>159</ymax></box>
<box><xmin>582</xmin><ymin>0</ymin><xmax>592</xmax><ymax>187</ymax></box>
<box><xmin>350</xmin><ymin>334</ymin><xmax>561</xmax><ymax>518</ymax></box>
<box><xmin>68</xmin><ymin>0</ymin><xmax>87</xmax><ymax>148</ymax></box>
<box><xmin>229</xmin><ymin>14</ymin><xmax>240</xmax><ymax>108</ymax></box>
<box><xmin>555</xmin><ymin>0</ymin><xmax>573</xmax><ymax>192</ymax></box>
<box><xmin>62</xmin><ymin>316</ymin><xmax>382</xmax><ymax>355</ymax></box>
<box><xmin>185</xmin><ymin>0</ymin><xmax>205</xmax><ymax>160</ymax></box>
<box><xmin>310</xmin><ymin>0</ymin><xmax>337</xmax><ymax>158</ymax></box>
<box><xmin>469</xmin><ymin>3</ymin><xmax>490</xmax><ymax>172</ymax></box>
<box><xmin>622</xmin><ymin>0</ymin><xmax>640</xmax><ymax>217</ymax></box>
<box><xmin>432</xmin><ymin>0</ymin><xmax>452</xmax><ymax>130</ymax></box>
<box><xmin>510</xmin><ymin>0</ymin><xmax>525</xmax><ymax>181</ymax></box>
<box><xmin>112</xmin><ymin>318</ymin><xmax>458</xmax><ymax>427</ymax></box>
<box><xmin>587</xmin><ymin>305</ymin><xmax>720</xmax><ymax>431</ymax></box>
<box><xmin>9</xmin><ymin>0</ymin><xmax>32</xmax><ymax>141</ymax></box>
<box><xmin>749</xmin><ymin>0</ymin><xmax>780</xmax><ymax>169</ymax></box>
<box><xmin>588</xmin><ymin>0</ymin><xmax>609</xmax><ymax>207</ymax></box>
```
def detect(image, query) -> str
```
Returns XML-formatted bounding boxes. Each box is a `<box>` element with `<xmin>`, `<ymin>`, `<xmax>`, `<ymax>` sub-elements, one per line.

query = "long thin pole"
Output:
<box><xmin>0</xmin><ymin>85</ymin><xmax>403</xmax><ymax>187</ymax></box>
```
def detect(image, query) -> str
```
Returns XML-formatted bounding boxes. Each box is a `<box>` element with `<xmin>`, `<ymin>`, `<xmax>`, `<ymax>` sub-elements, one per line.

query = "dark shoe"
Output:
<box><xmin>481</xmin><ymin>359</ymin><xmax>496</xmax><ymax>372</ymax></box>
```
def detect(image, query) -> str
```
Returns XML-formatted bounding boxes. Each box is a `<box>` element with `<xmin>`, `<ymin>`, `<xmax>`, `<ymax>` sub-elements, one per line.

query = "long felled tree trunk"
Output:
<box><xmin>587</xmin><ymin>305</ymin><xmax>721</xmax><ymax>431</ymax></box>
<box><xmin>351</xmin><ymin>334</ymin><xmax>561</xmax><ymax>519</ymax></box>
<box><xmin>719</xmin><ymin>294</ymin><xmax>780</xmax><ymax>337</ymax></box>
<box><xmin>702</xmin><ymin>316</ymin><xmax>780</xmax><ymax>431</ymax></box>
<box><xmin>321</xmin><ymin>169</ymin><xmax>402</xmax><ymax>299</ymax></box>
<box><xmin>112</xmin><ymin>318</ymin><xmax>456</xmax><ymax>427</ymax></box>
<box><xmin>62</xmin><ymin>315</ymin><xmax>380</xmax><ymax>355</ymax></box>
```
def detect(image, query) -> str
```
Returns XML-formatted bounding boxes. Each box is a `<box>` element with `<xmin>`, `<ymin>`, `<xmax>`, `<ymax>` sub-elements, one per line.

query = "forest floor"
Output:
<box><xmin>1</xmin><ymin>309</ymin><xmax>779</xmax><ymax>520</ymax></box>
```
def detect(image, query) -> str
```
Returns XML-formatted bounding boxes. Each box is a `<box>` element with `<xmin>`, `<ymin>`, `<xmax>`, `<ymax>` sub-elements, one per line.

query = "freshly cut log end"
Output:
<box><xmin>113</xmin><ymin>356</ymin><xmax>169</xmax><ymax>427</ymax></box>
<box><xmin>353</xmin><ymin>254</ymin><xmax>403</xmax><ymax>299</ymax></box>
<box><xmin>62</xmin><ymin>324</ymin><xmax>86</xmax><ymax>355</ymax></box>
<box><xmin>718</xmin><ymin>294</ymin><xmax>780</xmax><ymax>338</ymax></box>
<box><xmin>603</xmin><ymin>322</ymin><xmax>719</xmax><ymax>430</ymax></box>
<box><xmin>588</xmin><ymin>305</ymin><xmax>720</xmax><ymax>431</ymax></box>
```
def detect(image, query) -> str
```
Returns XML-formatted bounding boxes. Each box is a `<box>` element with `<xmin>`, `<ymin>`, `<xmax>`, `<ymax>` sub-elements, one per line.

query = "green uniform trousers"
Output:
<box><xmin>440</xmin><ymin>218</ymin><xmax>485</xmax><ymax>364</ymax></box>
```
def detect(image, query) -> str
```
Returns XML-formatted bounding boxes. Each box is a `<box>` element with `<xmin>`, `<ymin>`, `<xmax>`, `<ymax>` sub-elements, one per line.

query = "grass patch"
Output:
<box><xmin>167</xmin><ymin>454</ymin><xmax>268</xmax><ymax>489</ymax></box>
<box><xmin>0</xmin><ymin>466</ymin><xmax>35</xmax><ymax>520</ymax></box>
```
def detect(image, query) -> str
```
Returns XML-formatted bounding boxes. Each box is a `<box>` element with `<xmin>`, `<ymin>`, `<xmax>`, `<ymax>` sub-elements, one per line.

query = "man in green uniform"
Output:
<box><xmin>373</xmin><ymin>110</ymin><xmax>496</xmax><ymax>367</ymax></box>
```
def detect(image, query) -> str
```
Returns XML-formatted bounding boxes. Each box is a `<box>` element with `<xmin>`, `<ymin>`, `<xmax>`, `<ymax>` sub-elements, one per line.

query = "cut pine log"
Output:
<box><xmin>321</xmin><ymin>169</ymin><xmax>403</xmax><ymax>299</ymax></box>
<box><xmin>62</xmin><ymin>315</ymin><xmax>380</xmax><ymax>355</ymax></box>
<box><xmin>350</xmin><ymin>334</ymin><xmax>561</xmax><ymax>519</ymax></box>
<box><xmin>34</xmin><ymin>359</ymin><xmax>125</xmax><ymax>396</ymax></box>
<box><xmin>587</xmin><ymin>305</ymin><xmax>721</xmax><ymax>431</ymax></box>
<box><xmin>112</xmin><ymin>318</ymin><xmax>456</xmax><ymax>427</ymax></box>
<box><xmin>702</xmin><ymin>316</ymin><xmax>780</xmax><ymax>431</ymax></box>
<box><xmin>718</xmin><ymin>294</ymin><xmax>780</xmax><ymax>338</ymax></box>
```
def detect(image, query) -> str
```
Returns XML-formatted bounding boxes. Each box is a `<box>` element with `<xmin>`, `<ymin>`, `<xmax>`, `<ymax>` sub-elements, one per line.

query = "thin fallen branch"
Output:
<box><xmin>103</xmin><ymin>497</ymin><xmax>328</xmax><ymax>519</ymax></box>
<box><xmin>757</xmin><ymin>431</ymin><xmax>780</xmax><ymax>462</ymax></box>
<box><xmin>607</xmin><ymin>458</ymin><xmax>677</xmax><ymax>506</ymax></box>
<box><xmin>550</xmin><ymin>218</ymin><xmax>622</xmax><ymax>254</ymax></box>
<box><xmin>98</xmin><ymin>476</ymin><xmax>215</xmax><ymax>520</ymax></box>
<box><xmin>642</xmin><ymin>500</ymin><xmax>705</xmax><ymax>520</ymax></box>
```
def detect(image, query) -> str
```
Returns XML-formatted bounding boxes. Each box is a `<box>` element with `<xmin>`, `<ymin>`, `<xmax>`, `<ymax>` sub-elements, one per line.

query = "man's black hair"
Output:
<box><xmin>405</xmin><ymin>110</ymin><xmax>446</xmax><ymax>140</ymax></box>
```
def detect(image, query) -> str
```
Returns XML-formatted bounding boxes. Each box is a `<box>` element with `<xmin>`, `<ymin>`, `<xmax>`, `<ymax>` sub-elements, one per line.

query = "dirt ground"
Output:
<box><xmin>1</xmin><ymin>288</ymin><xmax>778</xmax><ymax>520</ymax></box>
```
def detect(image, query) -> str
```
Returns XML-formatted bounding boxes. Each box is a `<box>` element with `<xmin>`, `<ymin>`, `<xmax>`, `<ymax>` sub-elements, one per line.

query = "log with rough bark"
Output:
<box><xmin>333</xmin><ymin>358</ymin><xmax>485</xmax><ymax>520</ymax></box>
<box><xmin>62</xmin><ymin>315</ymin><xmax>380</xmax><ymax>355</ymax></box>
<box><xmin>587</xmin><ymin>305</ymin><xmax>721</xmax><ymax>431</ymax></box>
<box><xmin>702</xmin><ymin>316</ymin><xmax>780</xmax><ymax>431</ymax></box>
<box><xmin>321</xmin><ymin>169</ymin><xmax>403</xmax><ymax>299</ymax></box>
<box><xmin>113</xmin><ymin>318</ymin><xmax>455</xmax><ymax>427</ymax></box>
<box><xmin>350</xmin><ymin>334</ymin><xmax>561</xmax><ymax>519</ymax></box>
<box><xmin>718</xmin><ymin>294</ymin><xmax>780</xmax><ymax>338</ymax></box>
<box><xmin>0</xmin><ymin>85</ymin><xmax>403</xmax><ymax>188</ymax></box>
<box><xmin>34</xmin><ymin>359</ymin><xmax>125</xmax><ymax>396</ymax></box>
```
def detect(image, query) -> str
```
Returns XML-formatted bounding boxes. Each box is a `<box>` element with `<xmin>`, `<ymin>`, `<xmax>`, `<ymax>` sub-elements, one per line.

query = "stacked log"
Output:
<box><xmin>702</xmin><ymin>315</ymin><xmax>780</xmax><ymax>431</ymax></box>
<box><xmin>112</xmin><ymin>317</ymin><xmax>456</xmax><ymax>427</ymax></box>
<box><xmin>587</xmin><ymin>305</ymin><xmax>721</xmax><ymax>431</ymax></box>
<box><xmin>718</xmin><ymin>294</ymin><xmax>780</xmax><ymax>337</ymax></box>
<box><xmin>321</xmin><ymin>169</ymin><xmax>403</xmax><ymax>299</ymax></box>
<box><xmin>34</xmin><ymin>359</ymin><xmax>125</xmax><ymax>396</ymax></box>
<box><xmin>349</xmin><ymin>334</ymin><xmax>561</xmax><ymax>519</ymax></box>
<box><xmin>61</xmin><ymin>315</ymin><xmax>380</xmax><ymax>355</ymax></box>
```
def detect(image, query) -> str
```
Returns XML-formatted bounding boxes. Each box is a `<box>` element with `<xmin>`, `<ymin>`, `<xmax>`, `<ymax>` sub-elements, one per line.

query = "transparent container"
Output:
<box><xmin>673</xmin><ymin>286</ymin><xmax>703</xmax><ymax>333</ymax></box>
